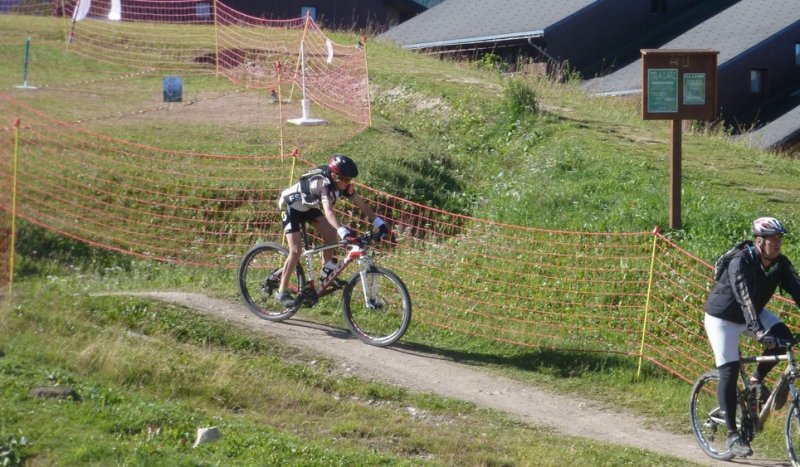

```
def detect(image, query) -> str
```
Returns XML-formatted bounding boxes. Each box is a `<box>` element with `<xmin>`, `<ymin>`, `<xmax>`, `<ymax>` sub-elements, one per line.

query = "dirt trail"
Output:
<box><xmin>125</xmin><ymin>291</ymin><xmax>786</xmax><ymax>466</ymax></box>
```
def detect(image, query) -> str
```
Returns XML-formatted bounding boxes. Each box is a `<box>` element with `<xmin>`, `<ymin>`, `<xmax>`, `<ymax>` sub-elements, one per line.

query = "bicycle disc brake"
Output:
<box><xmin>261</xmin><ymin>269</ymin><xmax>282</xmax><ymax>295</ymax></box>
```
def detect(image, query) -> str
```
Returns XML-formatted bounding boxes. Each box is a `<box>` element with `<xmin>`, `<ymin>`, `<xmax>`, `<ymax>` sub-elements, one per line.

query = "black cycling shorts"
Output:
<box><xmin>281</xmin><ymin>206</ymin><xmax>322</xmax><ymax>234</ymax></box>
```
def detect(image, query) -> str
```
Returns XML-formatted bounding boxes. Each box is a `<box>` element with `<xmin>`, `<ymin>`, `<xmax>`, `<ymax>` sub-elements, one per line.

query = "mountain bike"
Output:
<box><xmin>689</xmin><ymin>335</ymin><xmax>800</xmax><ymax>463</ymax></box>
<box><xmin>237</xmin><ymin>222</ymin><xmax>412</xmax><ymax>347</ymax></box>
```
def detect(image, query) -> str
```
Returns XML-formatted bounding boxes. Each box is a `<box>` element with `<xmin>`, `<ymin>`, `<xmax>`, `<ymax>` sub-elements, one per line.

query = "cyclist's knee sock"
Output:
<box><xmin>718</xmin><ymin>361</ymin><xmax>740</xmax><ymax>432</ymax></box>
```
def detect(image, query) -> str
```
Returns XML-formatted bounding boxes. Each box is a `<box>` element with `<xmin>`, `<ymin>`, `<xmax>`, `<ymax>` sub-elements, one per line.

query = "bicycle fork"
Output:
<box><xmin>356</xmin><ymin>256</ymin><xmax>383</xmax><ymax>309</ymax></box>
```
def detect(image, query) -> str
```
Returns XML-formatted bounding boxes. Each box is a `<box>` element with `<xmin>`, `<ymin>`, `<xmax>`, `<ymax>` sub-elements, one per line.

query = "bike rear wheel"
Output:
<box><xmin>238</xmin><ymin>243</ymin><xmax>305</xmax><ymax>321</ymax></box>
<box><xmin>785</xmin><ymin>399</ymin><xmax>800</xmax><ymax>465</ymax></box>
<box><xmin>342</xmin><ymin>266</ymin><xmax>411</xmax><ymax>347</ymax></box>
<box><xmin>689</xmin><ymin>370</ymin><xmax>736</xmax><ymax>461</ymax></box>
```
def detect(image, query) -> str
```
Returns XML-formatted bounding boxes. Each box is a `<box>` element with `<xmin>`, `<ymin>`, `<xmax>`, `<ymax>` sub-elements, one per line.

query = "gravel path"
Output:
<box><xmin>123</xmin><ymin>291</ymin><xmax>787</xmax><ymax>467</ymax></box>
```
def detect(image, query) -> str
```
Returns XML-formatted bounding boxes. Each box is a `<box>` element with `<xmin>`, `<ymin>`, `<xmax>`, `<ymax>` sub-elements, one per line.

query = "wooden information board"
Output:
<box><xmin>640</xmin><ymin>49</ymin><xmax>718</xmax><ymax>229</ymax></box>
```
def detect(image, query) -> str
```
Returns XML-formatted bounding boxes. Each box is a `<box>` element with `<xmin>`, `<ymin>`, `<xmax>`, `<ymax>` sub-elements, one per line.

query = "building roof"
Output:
<box><xmin>583</xmin><ymin>0</ymin><xmax>800</xmax><ymax>95</ymax></box>
<box><xmin>381</xmin><ymin>0</ymin><xmax>596</xmax><ymax>49</ymax></box>
<box><xmin>741</xmin><ymin>96</ymin><xmax>800</xmax><ymax>151</ymax></box>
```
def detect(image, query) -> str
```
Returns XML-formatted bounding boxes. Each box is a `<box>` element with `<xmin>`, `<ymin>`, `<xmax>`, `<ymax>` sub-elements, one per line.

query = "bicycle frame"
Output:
<box><xmin>297</xmin><ymin>223</ymin><xmax>375</xmax><ymax>300</ymax></box>
<box><xmin>738</xmin><ymin>343</ymin><xmax>800</xmax><ymax>434</ymax></box>
<box><xmin>238</xmin><ymin>222</ymin><xmax>410</xmax><ymax>345</ymax></box>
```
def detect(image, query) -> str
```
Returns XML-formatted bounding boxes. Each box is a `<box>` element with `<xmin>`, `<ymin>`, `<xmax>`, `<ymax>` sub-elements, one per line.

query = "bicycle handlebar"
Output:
<box><xmin>336</xmin><ymin>231</ymin><xmax>382</xmax><ymax>248</ymax></box>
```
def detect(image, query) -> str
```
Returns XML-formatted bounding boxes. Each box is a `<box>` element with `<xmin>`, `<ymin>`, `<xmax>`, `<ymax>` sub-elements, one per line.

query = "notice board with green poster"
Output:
<box><xmin>640</xmin><ymin>49</ymin><xmax>718</xmax><ymax>230</ymax></box>
<box><xmin>641</xmin><ymin>49</ymin><xmax>718</xmax><ymax>121</ymax></box>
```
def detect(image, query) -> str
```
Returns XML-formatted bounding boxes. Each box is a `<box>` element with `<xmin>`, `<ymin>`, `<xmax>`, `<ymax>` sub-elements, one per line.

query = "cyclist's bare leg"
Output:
<box><xmin>311</xmin><ymin>216</ymin><xmax>338</xmax><ymax>263</ymax></box>
<box><xmin>279</xmin><ymin>231</ymin><xmax>302</xmax><ymax>293</ymax></box>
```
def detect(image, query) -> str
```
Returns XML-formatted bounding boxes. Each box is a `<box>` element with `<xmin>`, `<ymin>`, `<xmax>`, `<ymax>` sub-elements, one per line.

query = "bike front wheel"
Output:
<box><xmin>785</xmin><ymin>398</ymin><xmax>800</xmax><ymax>465</ymax></box>
<box><xmin>342</xmin><ymin>266</ymin><xmax>411</xmax><ymax>347</ymax></box>
<box><xmin>689</xmin><ymin>370</ymin><xmax>736</xmax><ymax>461</ymax></box>
<box><xmin>238</xmin><ymin>243</ymin><xmax>305</xmax><ymax>321</ymax></box>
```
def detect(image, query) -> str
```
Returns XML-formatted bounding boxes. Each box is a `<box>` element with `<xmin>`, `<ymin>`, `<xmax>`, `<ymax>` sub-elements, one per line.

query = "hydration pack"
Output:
<box><xmin>298</xmin><ymin>165</ymin><xmax>332</xmax><ymax>197</ymax></box>
<box><xmin>714</xmin><ymin>240</ymin><xmax>754</xmax><ymax>282</ymax></box>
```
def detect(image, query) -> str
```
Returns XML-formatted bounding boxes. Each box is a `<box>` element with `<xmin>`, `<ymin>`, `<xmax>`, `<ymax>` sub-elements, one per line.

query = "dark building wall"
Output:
<box><xmin>545</xmin><ymin>0</ymin><xmax>706</xmax><ymax>72</ymax></box>
<box><xmin>718</xmin><ymin>22</ymin><xmax>800</xmax><ymax>125</ymax></box>
<box><xmin>220</xmin><ymin>0</ymin><xmax>397</xmax><ymax>29</ymax></box>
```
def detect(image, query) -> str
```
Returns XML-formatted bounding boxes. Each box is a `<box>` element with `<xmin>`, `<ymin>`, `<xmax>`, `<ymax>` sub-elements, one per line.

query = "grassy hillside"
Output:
<box><xmin>2</xmin><ymin>15</ymin><xmax>800</xmax><ymax>465</ymax></box>
<box><xmin>350</xmin><ymin>36</ymin><xmax>800</xmax><ymax>260</ymax></box>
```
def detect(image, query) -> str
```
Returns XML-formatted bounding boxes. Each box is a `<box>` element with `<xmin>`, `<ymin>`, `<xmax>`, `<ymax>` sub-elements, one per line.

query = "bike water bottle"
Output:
<box><xmin>321</xmin><ymin>258</ymin><xmax>338</xmax><ymax>278</ymax></box>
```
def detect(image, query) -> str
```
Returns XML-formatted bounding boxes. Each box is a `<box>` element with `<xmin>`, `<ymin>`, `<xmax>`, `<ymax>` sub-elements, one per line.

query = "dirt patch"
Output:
<box><xmin>78</xmin><ymin>92</ymin><xmax>302</xmax><ymax>127</ymax></box>
<box><xmin>122</xmin><ymin>291</ymin><xmax>781</xmax><ymax>466</ymax></box>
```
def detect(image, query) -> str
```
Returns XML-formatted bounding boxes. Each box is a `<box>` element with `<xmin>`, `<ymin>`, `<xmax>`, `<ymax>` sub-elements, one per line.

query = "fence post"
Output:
<box><xmin>8</xmin><ymin>118</ymin><xmax>21</xmax><ymax>294</ymax></box>
<box><xmin>212</xmin><ymin>0</ymin><xmax>220</xmax><ymax>78</ymax></box>
<box><xmin>15</xmin><ymin>37</ymin><xmax>37</xmax><ymax>90</ymax></box>
<box><xmin>637</xmin><ymin>226</ymin><xmax>662</xmax><ymax>379</ymax></box>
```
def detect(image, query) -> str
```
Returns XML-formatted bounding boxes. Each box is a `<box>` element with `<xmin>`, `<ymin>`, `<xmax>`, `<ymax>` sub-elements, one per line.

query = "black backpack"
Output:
<box><xmin>714</xmin><ymin>240</ymin><xmax>754</xmax><ymax>282</ymax></box>
<box><xmin>298</xmin><ymin>165</ymin><xmax>332</xmax><ymax>194</ymax></box>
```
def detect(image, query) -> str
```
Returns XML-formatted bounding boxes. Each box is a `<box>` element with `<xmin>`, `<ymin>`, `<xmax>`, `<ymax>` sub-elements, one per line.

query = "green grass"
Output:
<box><xmin>3</xmin><ymin>12</ymin><xmax>800</xmax><ymax>465</ymax></box>
<box><xmin>1</xmin><ymin>280</ymin><xmax>694</xmax><ymax>466</ymax></box>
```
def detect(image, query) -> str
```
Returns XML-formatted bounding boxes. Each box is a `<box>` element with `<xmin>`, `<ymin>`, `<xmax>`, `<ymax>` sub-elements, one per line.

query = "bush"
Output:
<box><xmin>503</xmin><ymin>79</ymin><xmax>538</xmax><ymax>121</ymax></box>
<box><xmin>475</xmin><ymin>52</ymin><xmax>508</xmax><ymax>73</ymax></box>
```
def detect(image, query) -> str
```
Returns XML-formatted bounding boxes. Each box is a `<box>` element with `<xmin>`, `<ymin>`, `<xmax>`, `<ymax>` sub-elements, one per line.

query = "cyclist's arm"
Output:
<box><xmin>729</xmin><ymin>255</ymin><xmax>765</xmax><ymax>333</ymax></box>
<box><xmin>779</xmin><ymin>257</ymin><xmax>800</xmax><ymax>307</ymax></box>
<box><xmin>319</xmin><ymin>192</ymin><xmax>345</xmax><ymax>232</ymax></box>
<box><xmin>347</xmin><ymin>190</ymin><xmax>378</xmax><ymax>223</ymax></box>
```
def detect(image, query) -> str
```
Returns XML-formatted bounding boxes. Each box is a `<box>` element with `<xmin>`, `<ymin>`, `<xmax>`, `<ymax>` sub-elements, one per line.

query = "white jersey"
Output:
<box><xmin>278</xmin><ymin>174</ymin><xmax>337</xmax><ymax>212</ymax></box>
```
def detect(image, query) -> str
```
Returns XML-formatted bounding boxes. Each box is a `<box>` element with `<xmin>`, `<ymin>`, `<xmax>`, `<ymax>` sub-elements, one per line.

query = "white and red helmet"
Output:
<box><xmin>752</xmin><ymin>217</ymin><xmax>788</xmax><ymax>237</ymax></box>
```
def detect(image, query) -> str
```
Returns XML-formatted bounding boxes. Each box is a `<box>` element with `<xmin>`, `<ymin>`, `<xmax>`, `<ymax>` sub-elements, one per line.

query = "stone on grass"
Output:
<box><xmin>193</xmin><ymin>427</ymin><xmax>221</xmax><ymax>447</ymax></box>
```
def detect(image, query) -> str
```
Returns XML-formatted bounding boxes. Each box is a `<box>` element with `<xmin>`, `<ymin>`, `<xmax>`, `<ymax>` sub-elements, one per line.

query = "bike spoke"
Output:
<box><xmin>238</xmin><ymin>244</ymin><xmax>304</xmax><ymax>321</ymax></box>
<box><xmin>343</xmin><ymin>268</ymin><xmax>411</xmax><ymax>347</ymax></box>
<box><xmin>690</xmin><ymin>371</ymin><xmax>736</xmax><ymax>461</ymax></box>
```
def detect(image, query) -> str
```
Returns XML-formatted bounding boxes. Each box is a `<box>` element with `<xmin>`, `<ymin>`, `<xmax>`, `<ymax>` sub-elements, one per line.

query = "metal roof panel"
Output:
<box><xmin>584</xmin><ymin>0</ymin><xmax>800</xmax><ymax>95</ymax></box>
<box><xmin>381</xmin><ymin>0</ymin><xmax>596</xmax><ymax>48</ymax></box>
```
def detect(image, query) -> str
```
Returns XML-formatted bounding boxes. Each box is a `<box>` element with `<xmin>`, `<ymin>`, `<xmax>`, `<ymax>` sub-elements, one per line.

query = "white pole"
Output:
<box><xmin>287</xmin><ymin>38</ymin><xmax>325</xmax><ymax>125</ymax></box>
<box><xmin>300</xmin><ymin>40</ymin><xmax>309</xmax><ymax>119</ymax></box>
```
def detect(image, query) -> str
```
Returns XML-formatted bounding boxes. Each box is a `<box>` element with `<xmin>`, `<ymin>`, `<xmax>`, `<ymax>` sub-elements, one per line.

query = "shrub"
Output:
<box><xmin>476</xmin><ymin>52</ymin><xmax>508</xmax><ymax>73</ymax></box>
<box><xmin>502</xmin><ymin>78</ymin><xmax>538</xmax><ymax>121</ymax></box>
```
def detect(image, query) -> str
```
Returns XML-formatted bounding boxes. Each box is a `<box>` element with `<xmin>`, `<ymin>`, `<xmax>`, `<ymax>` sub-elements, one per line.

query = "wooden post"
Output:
<box><xmin>641</xmin><ymin>49</ymin><xmax>718</xmax><ymax>230</ymax></box>
<box><xmin>670</xmin><ymin>119</ymin><xmax>682</xmax><ymax>229</ymax></box>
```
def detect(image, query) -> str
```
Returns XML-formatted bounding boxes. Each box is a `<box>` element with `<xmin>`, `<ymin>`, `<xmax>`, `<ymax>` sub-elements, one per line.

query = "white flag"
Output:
<box><xmin>72</xmin><ymin>0</ymin><xmax>91</xmax><ymax>21</ymax></box>
<box><xmin>108</xmin><ymin>0</ymin><xmax>121</xmax><ymax>20</ymax></box>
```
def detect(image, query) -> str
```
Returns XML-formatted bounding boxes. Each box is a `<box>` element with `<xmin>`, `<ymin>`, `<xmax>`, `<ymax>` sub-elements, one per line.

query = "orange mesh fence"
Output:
<box><xmin>1</xmin><ymin>9</ymin><xmax>798</xmax><ymax>384</ymax></box>
<box><xmin>59</xmin><ymin>0</ymin><xmax>370</xmax><ymax>126</ymax></box>
<box><xmin>5</xmin><ymin>92</ymin><xmax>800</xmax><ymax>384</ymax></box>
<box><xmin>0</xmin><ymin>93</ymin><xmax>292</xmax><ymax>267</ymax></box>
<box><xmin>367</xmin><ymin>197</ymin><xmax>656</xmax><ymax>354</ymax></box>
<box><xmin>643</xmin><ymin>233</ymin><xmax>797</xmax><ymax>383</ymax></box>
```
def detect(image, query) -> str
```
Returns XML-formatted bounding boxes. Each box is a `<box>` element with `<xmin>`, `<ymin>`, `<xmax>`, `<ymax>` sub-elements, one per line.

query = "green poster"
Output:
<box><xmin>647</xmin><ymin>69</ymin><xmax>678</xmax><ymax>113</ymax></box>
<box><xmin>683</xmin><ymin>73</ymin><xmax>705</xmax><ymax>105</ymax></box>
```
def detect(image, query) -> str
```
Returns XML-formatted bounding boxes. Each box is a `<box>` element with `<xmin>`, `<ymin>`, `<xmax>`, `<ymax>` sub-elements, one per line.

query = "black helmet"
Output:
<box><xmin>328</xmin><ymin>154</ymin><xmax>358</xmax><ymax>178</ymax></box>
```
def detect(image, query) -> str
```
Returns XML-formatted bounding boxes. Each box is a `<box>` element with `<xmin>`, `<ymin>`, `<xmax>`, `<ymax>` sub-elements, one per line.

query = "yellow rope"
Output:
<box><xmin>637</xmin><ymin>227</ymin><xmax>661</xmax><ymax>379</ymax></box>
<box><xmin>8</xmin><ymin>119</ymin><xmax>21</xmax><ymax>293</ymax></box>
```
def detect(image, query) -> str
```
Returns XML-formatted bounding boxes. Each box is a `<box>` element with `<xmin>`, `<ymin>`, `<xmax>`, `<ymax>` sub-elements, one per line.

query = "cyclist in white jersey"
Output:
<box><xmin>275</xmin><ymin>154</ymin><xmax>388</xmax><ymax>307</ymax></box>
